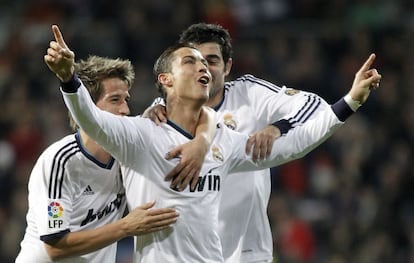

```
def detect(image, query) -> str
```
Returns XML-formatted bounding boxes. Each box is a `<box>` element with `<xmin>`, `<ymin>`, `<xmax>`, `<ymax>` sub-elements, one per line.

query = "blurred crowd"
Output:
<box><xmin>0</xmin><ymin>0</ymin><xmax>413</xmax><ymax>262</ymax></box>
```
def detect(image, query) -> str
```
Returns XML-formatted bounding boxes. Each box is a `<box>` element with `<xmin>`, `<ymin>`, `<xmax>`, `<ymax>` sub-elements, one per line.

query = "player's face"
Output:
<box><xmin>195</xmin><ymin>42</ymin><xmax>232</xmax><ymax>107</ymax></box>
<box><xmin>96</xmin><ymin>78</ymin><xmax>131</xmax><ymax>116</ymax></box>
<box><xmin>168</xmin><ymin>47</ymin><xmax>211</xmax><ymax>103</ymax></box>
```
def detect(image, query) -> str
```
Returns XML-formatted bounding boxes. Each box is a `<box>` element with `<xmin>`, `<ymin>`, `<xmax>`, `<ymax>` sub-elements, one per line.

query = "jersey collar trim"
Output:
<box><xmin>166</xmin><ymin>120</ymin><xmax>194</xmax><ymax>139</ymax></box>
<box><xmin>75</xmin><ymin>132</ymin><xmax>115</xmax><ymax>169</ymax></box>
<box><xmin>212</xmin><ymin>86</ymin><xmax>228</xmax><ymax>112</ymax></box>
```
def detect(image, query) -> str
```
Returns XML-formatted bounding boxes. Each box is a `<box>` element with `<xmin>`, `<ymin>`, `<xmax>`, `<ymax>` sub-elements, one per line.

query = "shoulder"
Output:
<box><xmin>38</xmin><ymin>134</ymin><xmax>80</xmax><ymax>164</ymax></box>
<box><xmin>42</xmin><ymin>134</ymin><xmax>78</xmax><ymax>155</ymax></box>
<box><xmin>225</xmin><ymin>74</ymin><xmax>282</xmax><ymax>93</ymax></box>
<box><xmin>29</xmin><ymin>134</ymin><xmax>80</xmax><ymax>184</ymax></box>
<box><xmin>224</xmin><ymin>74</ymin><xmax>256</xmax><ymax>89</ymax></box>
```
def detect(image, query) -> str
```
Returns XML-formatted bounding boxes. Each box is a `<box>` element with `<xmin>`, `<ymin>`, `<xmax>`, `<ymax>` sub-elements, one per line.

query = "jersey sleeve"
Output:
<box><xmin>228</xmin><ymin>102</ymin><xmax>344</xmax><ymax>173</ymax></box>
<box><xmin>61</xmin><ymin>76</ymin><xmax>150</xmax><ymax>164</ymax></box>
<box><xmin>236</xmin><ymin>74</ymin><xmax>341</xmax><ymax>135</ymax></box>
<box><xmin>30</xmin><ymin>150</ymin><xmax>73</xmax><ymax>242</ymax></box>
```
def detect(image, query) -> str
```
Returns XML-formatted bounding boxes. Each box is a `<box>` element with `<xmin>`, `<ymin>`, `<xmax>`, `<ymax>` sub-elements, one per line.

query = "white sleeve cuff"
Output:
<box><xmin>344</xmin><ymin>94</ymin><xmax>362</xmax><ymax>112</ymax></box>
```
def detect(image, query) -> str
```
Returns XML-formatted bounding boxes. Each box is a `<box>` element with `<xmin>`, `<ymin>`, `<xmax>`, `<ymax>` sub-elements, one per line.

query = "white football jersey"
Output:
<box><xmin>62</xmin><ymin>79</ymin><xmax>346</xmax><ymax>262</ymax></box>
<box><xmin>215</xmin><ymin>74</ymin><xmax>337</xmax><ymax>262</ymax></box>
<box><xmin>16</xmin><ymin>133</ymin><xmax>126</xmax><ymax>263</ymax></box>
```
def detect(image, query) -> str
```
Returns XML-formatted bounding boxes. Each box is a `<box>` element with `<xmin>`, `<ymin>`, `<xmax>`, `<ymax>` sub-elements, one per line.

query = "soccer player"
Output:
<box><xmin>44</xmin><ymin>25</ymin><xmax>380</xmax><ymax>262</ymax></box>
<box><xmin>15</xmin><ymin>55</ymin><xmax>179</xmax><ymax>263</ymax></box>
<box><xmin>144</xmin><ymin>23</ymin><xmax>381</xmax><ymax>262</ymax></box>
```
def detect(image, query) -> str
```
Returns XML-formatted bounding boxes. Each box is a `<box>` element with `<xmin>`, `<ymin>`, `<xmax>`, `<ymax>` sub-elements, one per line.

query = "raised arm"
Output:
<box><xmin>45</xmin><ymin>201</ymin><xmax>178</xmax><ymax>261</ymax></box>
<box><xmin>244</xmin><ymin>54</ymin><xmax>380</xmax><ymax>163</ymax></box>
<box><xmin>232</xmin><ymin>53</ymin><xmax>381</xmax><ymax>172</ymax></box>
<box><xmin>347</xmin><ymin>53</ymin><xmax>380</xmax><ymax>104</ymax></box>
<box><xmin>44</xmin><ymin>25</ymin><xmax>75</xmax><ymax>82</ymax></box>
<box><xmin>45</xmin><ymin>25</ymin><xmax>147</xmax><ymax>165</ymax></box>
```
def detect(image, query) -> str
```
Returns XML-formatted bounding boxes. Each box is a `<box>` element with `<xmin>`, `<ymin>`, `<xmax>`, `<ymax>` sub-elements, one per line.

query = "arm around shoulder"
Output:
<box><xmin>45</xmin><ymin>201</ymin><xmax>178</xmax><ymax>260</ymax></box>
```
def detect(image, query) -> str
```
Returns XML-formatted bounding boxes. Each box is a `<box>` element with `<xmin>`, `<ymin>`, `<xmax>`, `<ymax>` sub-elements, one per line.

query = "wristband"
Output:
<box><xmin>60</xmin><ymin>73</ymin><xmax>81</xmax><ymax>93</ymax></box>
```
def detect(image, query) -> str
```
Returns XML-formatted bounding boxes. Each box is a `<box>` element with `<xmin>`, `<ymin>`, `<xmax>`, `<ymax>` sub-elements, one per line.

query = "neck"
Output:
<box><xmin>79</xmin><ymin>130</ymin><xmax>111</xmax><ymax>163</ymax></box>
<box><xmin>206</xmin><ymin>86</ymin><xmax>224</xmax><ymax>108</ymax></box>
<box><xmin>166</xmin><ymin>99</ymin><xmax>203</xmax><ymax>136</ymax></box>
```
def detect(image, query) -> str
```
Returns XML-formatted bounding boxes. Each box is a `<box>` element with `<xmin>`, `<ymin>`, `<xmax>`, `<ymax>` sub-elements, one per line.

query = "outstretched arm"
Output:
<box><xmin>45</xmin><ymin>201</ymin><xmax>178</xmax><ymax>261</ymax></box>
<box><xmin>233</xmin><ymin>53</ymin><xmax>381</xmax><ymax>172</ymax></box>
<box><xmin>245</xmin><ymin>125</ymin><xmax>281</xmax><ymax>161</ymax></box>
<box><xmin>244</xmin><ymin>54</ymin><xmax>381</xmax><ymax>163</ymax></box>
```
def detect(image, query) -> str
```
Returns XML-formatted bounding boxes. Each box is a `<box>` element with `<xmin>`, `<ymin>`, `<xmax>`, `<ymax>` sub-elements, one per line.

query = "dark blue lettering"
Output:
<box><xmin>80</xmin><ymin>193</ymin><xmax>125</xmax><ymax>226</ymax></box>
<box><xmin>189</xmin><ymin>173</ymin><xmax>220</xmax><ymax>192</ymax></box>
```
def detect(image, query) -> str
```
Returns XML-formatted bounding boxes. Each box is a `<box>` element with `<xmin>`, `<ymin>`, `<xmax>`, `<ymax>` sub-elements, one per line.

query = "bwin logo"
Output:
<box><xmin>190</xmin><ymin>169</ymin><xmax>220</xmax><ymax>192</ymax></box>
<box><xmin>80</xmin><ymin>193</ymin><xmax>124</xmax><ymax>226</ymax></box>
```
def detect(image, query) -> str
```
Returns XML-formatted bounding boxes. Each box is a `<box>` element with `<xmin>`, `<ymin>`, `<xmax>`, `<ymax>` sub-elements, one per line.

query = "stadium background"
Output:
<box><xmin>0</xmin><ymin>0</ymin><xmax>413</xmax><ymax>262</ymax></box>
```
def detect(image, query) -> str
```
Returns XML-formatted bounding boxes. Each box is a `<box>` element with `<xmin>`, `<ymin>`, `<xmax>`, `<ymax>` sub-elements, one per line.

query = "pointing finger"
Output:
<box><xmin>52</xmin><ymin>25</ymin><xmax>68</xmax><ymax>49</ymax></box>
<box><xmin>359</xmin><ymin>53</ymin><xmax>376</xmax><ymax>73</ymax></box>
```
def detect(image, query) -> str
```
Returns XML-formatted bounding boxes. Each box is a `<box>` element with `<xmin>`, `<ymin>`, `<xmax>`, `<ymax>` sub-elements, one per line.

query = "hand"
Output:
<box><xmin>246</xmin><ymin>125</ymin><xmax>281</xmax><ymax>161</ymax></box>
<box><xmin>142</xmin><ymin>104</ymin><xmax>167</xmax><ymax>125</ymax></box>
<box><xmin>44</xmin><ymin>25</ymin><xmax>75</xmax><ymax>82</ymax></box>
<box><xmin>164</xmin><ymin>136</ymin><xmax>209</xmax><ymax>191</ymax></box>
<box><xmin>123</xmin><ymin>201</ymin><xmax>178</xmax><ymax>236</ymax></box>
<box><xmin>348</xmin><ymin>53</ymin><xmax>382</xmax><ymax>104</ymax></box>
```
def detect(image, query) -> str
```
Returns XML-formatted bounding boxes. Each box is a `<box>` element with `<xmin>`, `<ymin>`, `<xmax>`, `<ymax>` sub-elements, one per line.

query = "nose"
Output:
<box><xmin>119</xmin><ymin>101</ymin><xmax>130</xmax><ymax>116</ymax></box>
<box><xmin>198</xmin><ymin>61</ymin><xmax>208</xmax><ymax>73</ymax></box>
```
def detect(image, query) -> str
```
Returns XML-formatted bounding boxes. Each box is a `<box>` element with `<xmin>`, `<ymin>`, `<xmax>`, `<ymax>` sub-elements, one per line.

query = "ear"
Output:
<box><xmin>224</xmin><ymin>58</ymin><xmax>233</xmax><ymax>77</ymax></box>
<box><xmin>158</xmin><ymin>73</ymin><xmax>173</xmax><ymax>87</ymax></box>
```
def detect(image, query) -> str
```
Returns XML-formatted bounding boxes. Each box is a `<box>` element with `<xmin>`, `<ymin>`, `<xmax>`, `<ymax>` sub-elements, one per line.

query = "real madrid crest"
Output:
<box><xmin>211</xmin><ymin>146</ymin><xmax>224</xmax><ymax>163</ymax></box>
<box><xmin>223</xmin><ymin>113</ymin><xmax>237</xmax><ymax>130</ymax></box>
<box><xmin>285</xmin><ymin>88</ymin><xmax>300</xmax><ymax>96</ymax></box>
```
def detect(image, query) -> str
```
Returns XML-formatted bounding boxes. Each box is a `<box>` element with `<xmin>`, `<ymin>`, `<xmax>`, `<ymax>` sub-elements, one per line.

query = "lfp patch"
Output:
<box><xmin>48</xmin><ymin>201</ymin><xmax>64</xmax><ymax>219</ymax></box>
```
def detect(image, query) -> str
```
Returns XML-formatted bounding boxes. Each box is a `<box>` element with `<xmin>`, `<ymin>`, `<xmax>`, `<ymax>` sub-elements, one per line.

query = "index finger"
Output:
<box><xmin>52</xmin><ymin>25</ymin><xmax>68</xmax><ymax>48</ymax></box>
<box><xmin>359</xmin><ymin>53</ymin><xmax>376</xmax><ymax>73</ymax></box>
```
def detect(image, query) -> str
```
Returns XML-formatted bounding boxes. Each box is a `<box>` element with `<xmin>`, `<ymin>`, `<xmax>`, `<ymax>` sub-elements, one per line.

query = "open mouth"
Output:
<box><xmin>198</xmin><ymin>75</ymin><xmax>210</xmax><ymax>85</ymax></box>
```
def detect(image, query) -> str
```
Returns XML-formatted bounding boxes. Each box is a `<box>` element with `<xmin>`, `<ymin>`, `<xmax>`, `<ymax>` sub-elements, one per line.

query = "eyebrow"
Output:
<box><xmin>107</xmin><ymin>92</ymin><xmax>130</xmax><ymax>99</ymax></box>
<box><xmin>204</xmin><ymin>54</ymin><xmax>221</xmax><ymax>60</ymax></box>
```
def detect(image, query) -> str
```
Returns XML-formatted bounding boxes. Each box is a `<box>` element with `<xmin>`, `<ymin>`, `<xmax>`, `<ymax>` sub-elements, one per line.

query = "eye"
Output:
<box><xmin>183</xmin><ymin>57</ymin><xmax>195</xmax><ymax>64</ymax></box>
<box><xmin>109</xmin><ymin>96</ymin><xmax>121</xmax><ymax>103</ymax></box>
<box><xmin>207</xmin><ymin>58</ymin><xmax>220</xmax><ymax>66</ymax></box>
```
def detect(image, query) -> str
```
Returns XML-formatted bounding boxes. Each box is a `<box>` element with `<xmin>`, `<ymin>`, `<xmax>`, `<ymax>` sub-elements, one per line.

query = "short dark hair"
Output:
<box><xmin>153</xmin><ymin>42</ymin><xmax>196</xmax><ymax>98</ymax></box>
<box><xmin>179</xmin><ymin>23</ymin><xmax>233</xmax><ymax>64</ymax></box>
